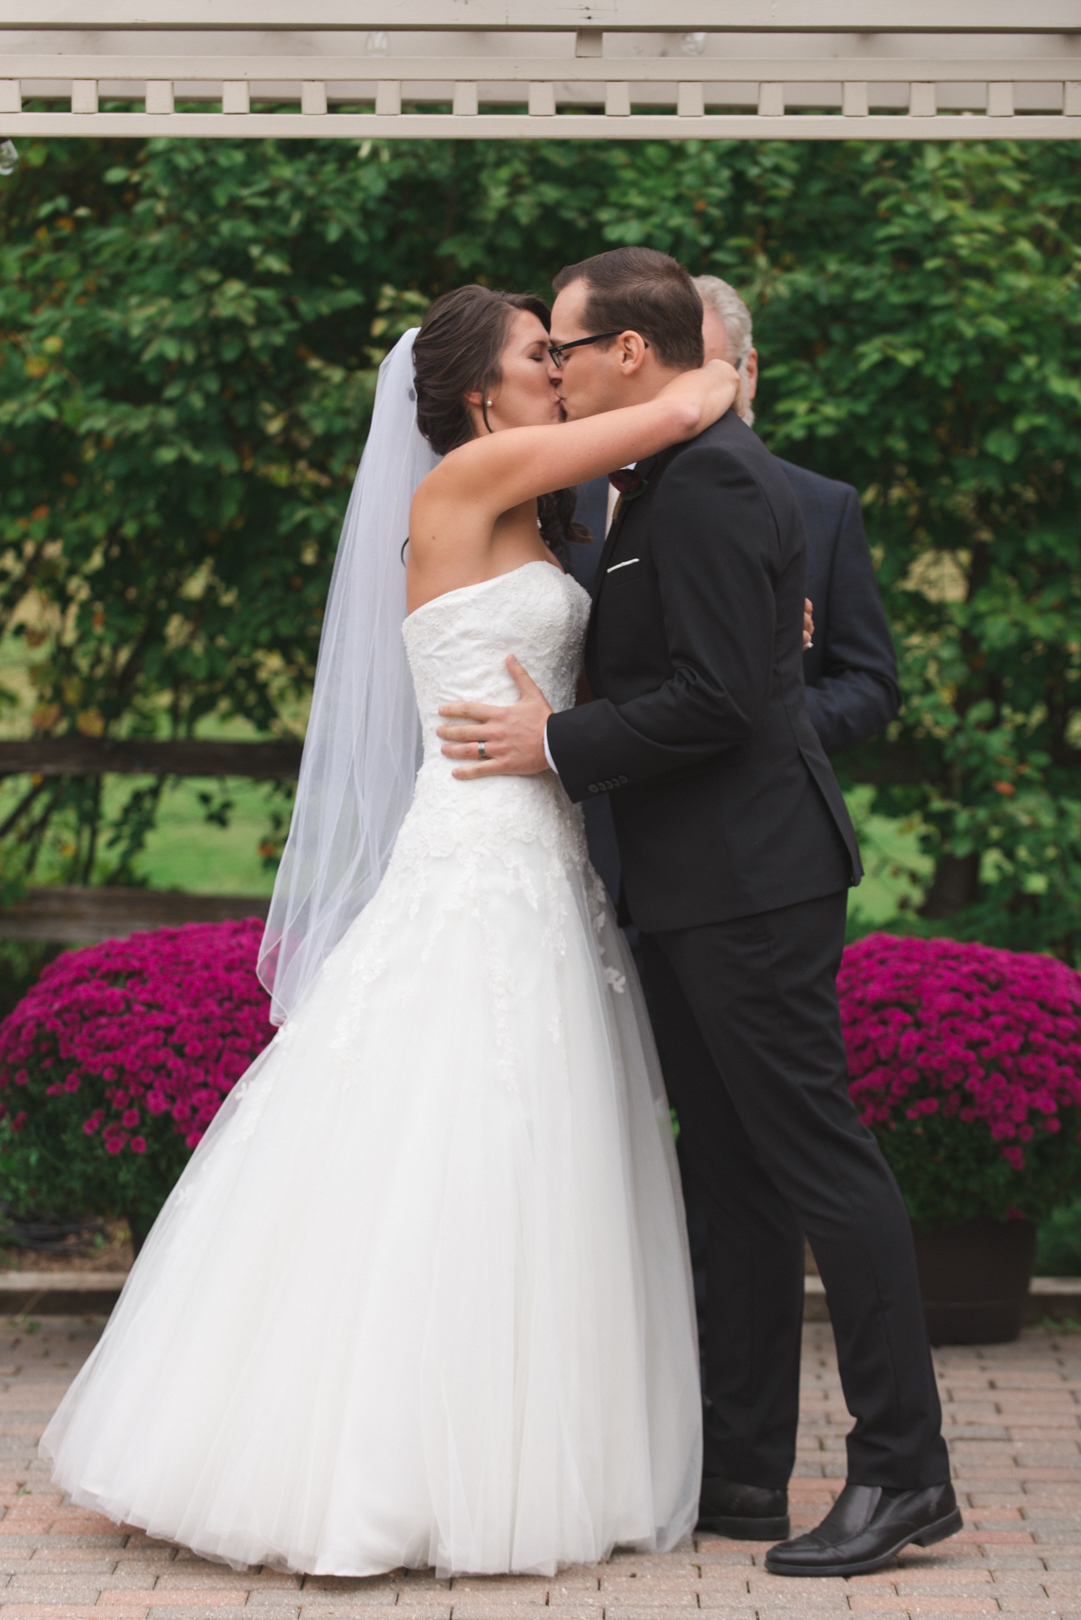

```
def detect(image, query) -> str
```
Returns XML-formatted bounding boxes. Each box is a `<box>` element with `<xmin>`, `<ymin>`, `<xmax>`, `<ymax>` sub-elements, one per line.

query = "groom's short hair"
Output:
<box><xmin>553</xmin><ymin>248</ymin><xmax>704</xmax><ymax>372</ymax></box>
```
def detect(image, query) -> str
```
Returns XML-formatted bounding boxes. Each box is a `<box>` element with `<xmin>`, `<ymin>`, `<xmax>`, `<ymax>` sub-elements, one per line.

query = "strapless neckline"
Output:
<box><xmin>405</xmin><ymin>558</ymin><xmax>569</xmax><ymax>624</ymax></box>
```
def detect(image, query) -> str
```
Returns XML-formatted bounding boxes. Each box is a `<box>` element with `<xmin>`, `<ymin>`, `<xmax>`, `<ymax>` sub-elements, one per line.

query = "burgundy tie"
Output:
<box><xmin>608</xmin><ymin>468</ymin><xmax>643</xmax><ymax>495</ymax></box>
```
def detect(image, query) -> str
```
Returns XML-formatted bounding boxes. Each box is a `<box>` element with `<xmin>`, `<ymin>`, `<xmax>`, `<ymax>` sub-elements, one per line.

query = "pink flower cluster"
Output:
<box><xmin>0</xmin><ymin>919</ymin><xmax>273</xmax><ymax>1154</ymax></box>
<box><xmin>839</xmin><ymin>933</ymin><xmax>1081</xmax><ymax>1173</ymax></box>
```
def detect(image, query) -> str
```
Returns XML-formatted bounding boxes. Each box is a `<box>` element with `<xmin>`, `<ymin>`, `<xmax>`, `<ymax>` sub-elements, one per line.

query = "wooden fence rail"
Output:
<box><xmin>0</xmin><ymin>886</ymin><xmax>271</xmax><ymax>942</ymax></box>
<box><xmin>0</xmin><ymin>738</ymin><xmax>293</xmax><ymax>942</ymax></box>
<box><xmin>0</xmin><ymin>738</ymin><xmax>302</xmax><ymax>780</ymax></box>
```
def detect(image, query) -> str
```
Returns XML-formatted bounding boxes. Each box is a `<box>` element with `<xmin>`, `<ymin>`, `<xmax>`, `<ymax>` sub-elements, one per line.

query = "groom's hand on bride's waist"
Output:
<box><xmin>438</xmin><ymin>655</ymin><xmax>553</xmax><ymax>779</ymax></box>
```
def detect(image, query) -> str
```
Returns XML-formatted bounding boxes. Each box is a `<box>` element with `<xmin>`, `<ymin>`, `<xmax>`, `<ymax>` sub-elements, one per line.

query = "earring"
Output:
<box><xmin>486</xmin><ymin>398</ymin><xmax>493</xmax><ymax>405</ymax></box>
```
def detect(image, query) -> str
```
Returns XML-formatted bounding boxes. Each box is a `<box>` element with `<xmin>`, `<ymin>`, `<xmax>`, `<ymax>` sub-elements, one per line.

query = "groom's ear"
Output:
<box><xmin>615</xmin><ymin>331</ymin><xmax>650</xmax><ymax>375</ymax></box>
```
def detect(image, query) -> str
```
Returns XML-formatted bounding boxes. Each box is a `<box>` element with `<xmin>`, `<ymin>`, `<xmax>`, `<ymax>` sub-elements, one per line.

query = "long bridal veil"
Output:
<box><xmin>258</xmin><ymin>330</ymin><xmax>440</xmax><ymax>1025</ymax></box>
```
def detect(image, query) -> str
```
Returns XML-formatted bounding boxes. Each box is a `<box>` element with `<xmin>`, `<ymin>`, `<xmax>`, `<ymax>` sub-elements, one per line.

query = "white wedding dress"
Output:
<box><xmin>41</xmin><ymin>560</ymin><xmax>702</xmax><ymax>1579</ymax></box>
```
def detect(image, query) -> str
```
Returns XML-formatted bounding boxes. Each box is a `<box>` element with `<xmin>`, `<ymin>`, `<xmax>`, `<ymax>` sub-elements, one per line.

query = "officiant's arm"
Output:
<box><xmin>545</xmin><ymin>445</ymin><xmax>781</xmax><ymax>799</ymax></box>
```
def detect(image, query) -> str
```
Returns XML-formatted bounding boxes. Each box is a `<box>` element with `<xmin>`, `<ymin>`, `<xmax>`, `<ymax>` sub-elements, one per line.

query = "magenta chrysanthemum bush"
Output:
<box><xmin>0</xmin><ymin>919</ymin><xmax>273</xmax><ymax>1241</ymax></box>
<box><xmin>839</xmin><ymin>933</ymin><xmax>1081</xmax><ymax>1228</ymax></box>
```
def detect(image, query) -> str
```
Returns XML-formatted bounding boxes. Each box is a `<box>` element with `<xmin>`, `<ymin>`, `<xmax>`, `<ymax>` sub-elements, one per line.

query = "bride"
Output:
<box><xmin>40</xmin><ymin>286</ymin><xmax>739</xmax><ymax>1579</ymax></box>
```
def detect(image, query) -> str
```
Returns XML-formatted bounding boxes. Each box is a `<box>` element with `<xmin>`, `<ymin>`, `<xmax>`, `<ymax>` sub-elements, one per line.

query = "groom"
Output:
<box><xmin>437</xmin><ymin>247</ymin><xmax>957</xmax><ymax>1578</ymax></box>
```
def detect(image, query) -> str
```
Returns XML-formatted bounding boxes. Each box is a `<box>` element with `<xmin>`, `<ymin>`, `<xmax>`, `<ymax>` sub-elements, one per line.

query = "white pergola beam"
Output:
<box><xmin>4</xmin><ymin>55</ymin><xmax>1075</xmax><ymax>82</ymax></box>
<box><xmin>3</xmin><ymin>111</ymin><xmax>1073</xmax><ymax>138</ymax></box>
<box><xmin>3</xmin><ymin>2</ymin><xmax>1078</xmax><ymax>28</ymax></box>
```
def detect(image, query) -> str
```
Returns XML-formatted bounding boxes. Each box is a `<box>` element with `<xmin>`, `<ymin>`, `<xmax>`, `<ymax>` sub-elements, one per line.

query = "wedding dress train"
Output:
<box><xmin>41</xmin><ymin>560</ymin><xmax>702</xmax><ymax>1578</ymax></box>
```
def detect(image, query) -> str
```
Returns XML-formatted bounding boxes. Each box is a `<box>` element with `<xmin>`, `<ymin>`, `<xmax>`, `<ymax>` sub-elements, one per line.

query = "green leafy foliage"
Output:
<box><xmin>750</xmin><ymin>143</ymin><xmax>1081</xmax><ymax>955</ymax></box>
<box><xmin>1035</xmin><ymin>1197</ymin><xmax>1081</xmax><ymax>1276</ymax></box>
<box><xmin>1</xmin><ymin>135</ymin><xmax>1079</xmax><ymax>965</ymax></box>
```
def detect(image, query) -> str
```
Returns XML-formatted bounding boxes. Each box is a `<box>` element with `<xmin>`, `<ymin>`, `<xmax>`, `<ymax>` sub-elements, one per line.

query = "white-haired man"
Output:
<box><xmin>694</xmin><ymin>275</ymin><xmax>899</xmax><ymax>750</ymax></box>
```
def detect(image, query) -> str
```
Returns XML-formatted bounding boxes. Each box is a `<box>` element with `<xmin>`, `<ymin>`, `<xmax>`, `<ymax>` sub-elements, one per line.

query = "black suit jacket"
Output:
<box><xmin>549</xmin><ymin>412</ymin><xmax>861</xmax><ymax>934</ymax></box>
<box><xmin>776</xmin><ymin>459</ymin><xmax>898</xmax><ymax>752</ymax></box>
<box><xmin>573</xmin><ymin>467</ymin><xmax>898</xmax><ymax>752</ymax></box>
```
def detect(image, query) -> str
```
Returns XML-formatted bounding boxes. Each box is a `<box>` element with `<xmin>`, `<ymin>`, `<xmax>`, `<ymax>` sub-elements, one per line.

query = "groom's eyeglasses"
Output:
<box><xmin>547</xmin><ymin>331</ymin><xmax>622</xmax><ymax>368</ymax></box>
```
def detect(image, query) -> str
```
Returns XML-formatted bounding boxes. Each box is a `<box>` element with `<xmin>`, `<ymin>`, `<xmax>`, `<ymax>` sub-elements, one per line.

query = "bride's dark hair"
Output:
<box><xmin>413</xmin><ymin>284</ymin><xmax>591</xmax><ymax>563</ymax></box>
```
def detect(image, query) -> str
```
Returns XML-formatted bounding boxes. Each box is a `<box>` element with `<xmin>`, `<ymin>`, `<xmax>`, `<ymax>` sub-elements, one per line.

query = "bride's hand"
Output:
<box><xmin>654</xmin><ymin>358</ymin><xmax>741</xmax><ymax>436</ymax></box>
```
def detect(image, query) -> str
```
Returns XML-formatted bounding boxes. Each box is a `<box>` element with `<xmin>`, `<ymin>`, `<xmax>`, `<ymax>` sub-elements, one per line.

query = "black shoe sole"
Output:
<box><xmin>765</xmin><ymin>1504</ymin><xmax>964</xmax><ymax>1577</ymax></box>
<box><xmin>696</xmin><ymin>1512</ymin><xmax>790</xmax><ymax>1542</ymax></box>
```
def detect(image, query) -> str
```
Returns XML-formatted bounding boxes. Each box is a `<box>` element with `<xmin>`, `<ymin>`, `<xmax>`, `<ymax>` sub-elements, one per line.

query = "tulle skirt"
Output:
<box><xmin>40</xmin><ymin>803</ymin><xmax>702</xmax><ymax>1577</ymax></box>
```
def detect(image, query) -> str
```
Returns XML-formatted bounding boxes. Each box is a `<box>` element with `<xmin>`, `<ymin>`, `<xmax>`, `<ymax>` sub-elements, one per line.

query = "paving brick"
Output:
<box><xmin>0</xmin><ymin>1610</ymin><xmax>149</xmax><ymax>1620</ymax></box>
<box><xmin>147</xmin><ymin>1611</ymin><xmax>264</xmax><ymax>1620</ymax></box>
<box><xmin>603</xmin><ymin>1590</ymin><xmax>705</xmax><ymax>1607</ymax></box>
<box><xmin>298</xmin><ymin>1578</ymin><xmax>397</xmax><ymax>1596</ymax></box>
<box><xmin>603</xmin><ymin>1611</ymin><xmax>753</xmax><ymax>1620</ymax></box>
<box><xmin>745</xmin><ymin>1574</ymin><xmax>849</xmax><ymax>1594</ymax></box>
<box><xmin>0</xmin><ymin>1541</ymin><xmax>126</xmax><ymax>1554</ymax></box>
<box><xmin>0</xmin><ymin>1587</ymin><xmax>104</xmax><ymax>1605</ymax></box>
<box><xmin>102</xmin><ymin>1594</ymin><xmax>244</xmax><ymax>1609</ymax></box>
<box><xmin>692</xmin><ymin>1550</ymin><xmax>756</xmax><ymax>1566</ymax></box>
<box><xmin>742</xmin><ymin>1597</ymin><xmax>850</xmax><ymax>1612</ymax></box>
<box><xmin>694</xmin><ymin>1537</ymin><xmax>777</xmax><ymax>1556</ymax></box>
<box><xmin>157</xmin><ymin>1575</ymin><xmax>301</xmax><ymax>1592</ymax></box>
<box><xmin>891</xmin><ymin>1571</ymin><xmax>995</xmax><ymax>1585</ymax></box>
<box><xmin>520</xmin><ymin>1611</ymin><xmax>601</xmax><ymax>1620</ymax></box>
<box><xmin>446</xmin><ymin>1608</ymin><xmax>554</xmax><ymax>1619</ymax></box>
<box><xmin>952</xmin><ymin>1531</ymin><xmax>1034</xmax><ymax>1543</ymax></box>
<box><xmin>292</xmin><ymin>1594</ymin><xmax>397</xmax><ymax>1611</ymax></box>
<box><xmin>848</xmin><ymin>1600</ymin><xmax>1001</xmax><ymax>1614</ymax></box>
<box><xmin>744</xmin><ymin>1606</ymin><xmax>851</xmax><ymax>1618</ymax></box>
<box><xmin>994</xmin><ymin>1604</ymin><xmax>1073</xmax><ymax>1614</ymax></box>
<box><xmin>19</xmin><ymin>1564</ymin><xmax>117</xmax><ymax>1575</ymax></box>
<box><xmin>446</xmin><ymin>1577</ymin><xmax>549</xmax><ymax>1600</ymax></box>
<box><xmin>298</xmin><ymin>1607</ymin><xmax>403</xmax><ymax>1620</ymax></box>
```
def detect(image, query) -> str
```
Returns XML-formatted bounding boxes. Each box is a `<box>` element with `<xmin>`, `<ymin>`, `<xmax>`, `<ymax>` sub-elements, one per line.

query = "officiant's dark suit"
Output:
<box><xmin>552</xmin><ymin>416</ymin><xmax>947</xmax><ymax>1496</ymax></box>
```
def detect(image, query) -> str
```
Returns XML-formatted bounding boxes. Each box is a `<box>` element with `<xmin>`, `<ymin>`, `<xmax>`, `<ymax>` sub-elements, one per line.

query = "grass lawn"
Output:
<box><xmin>1</xmin><ymin>620</ymin><xmax>290</xmax><ymax>896</ymax></box>
<box><xmin>0</xmin><ymin>769</ymin><xmax>284</xmax><ymax>896</ymax></box>
<box><xmin>136</xmin><ymin>776</ymin><xmax>281</xmax><ymax>895</ymax></box>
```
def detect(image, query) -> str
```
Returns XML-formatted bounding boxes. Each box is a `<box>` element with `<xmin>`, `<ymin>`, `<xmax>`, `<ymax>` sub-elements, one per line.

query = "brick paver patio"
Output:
<box><xmin>1</xmin><ymin>1316</ymin><xmax>1079</xmax><ymax>1620</ymax></box>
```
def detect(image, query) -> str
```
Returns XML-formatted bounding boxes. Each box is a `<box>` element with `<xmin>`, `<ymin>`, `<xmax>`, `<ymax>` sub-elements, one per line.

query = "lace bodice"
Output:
<box><xmin>402</xmin><ymin>560</ymin><xmax>590</xmax><ymax>767</ymax></box>
<box><xmin>266</xmin><ymin>559</ymin><xmax>615</xmax><ymax>1090</ymax></box>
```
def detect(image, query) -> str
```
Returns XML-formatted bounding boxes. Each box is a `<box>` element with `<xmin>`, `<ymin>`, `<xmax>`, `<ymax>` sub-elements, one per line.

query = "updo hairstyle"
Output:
<box><xmin>412</xmin><ymin>285</ymin><xmax>590</xmax><ymax>563</ymax></box>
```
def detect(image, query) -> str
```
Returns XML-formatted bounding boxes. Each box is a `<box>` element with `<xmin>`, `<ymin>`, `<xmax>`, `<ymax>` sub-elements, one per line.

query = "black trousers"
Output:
<box><xmin>639</xmin><ymin>892</ymin><xmax>950</xmax><ymax>1492</ymax></box>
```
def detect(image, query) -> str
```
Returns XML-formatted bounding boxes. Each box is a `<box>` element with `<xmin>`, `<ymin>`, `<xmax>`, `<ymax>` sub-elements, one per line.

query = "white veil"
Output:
<box><xmin>258</xmin><ymin>329</ymin><xmax>440</xmax><ymax>1025</ymax></box>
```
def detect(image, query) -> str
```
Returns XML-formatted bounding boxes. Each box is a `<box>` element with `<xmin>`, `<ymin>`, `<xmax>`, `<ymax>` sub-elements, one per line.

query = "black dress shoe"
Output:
<box><xmin>697</xmin><ymin>1477</ymin><xmax>789</xmax><ymax>1541</ymax></box>
<box><xmin>765</xmin><ymin>1481</ymin><xmax>962</xmax><ymax>1577</ymax></box>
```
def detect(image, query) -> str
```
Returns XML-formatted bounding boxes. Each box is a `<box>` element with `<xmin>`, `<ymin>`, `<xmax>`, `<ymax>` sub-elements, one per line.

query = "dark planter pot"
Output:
<box><xmin>912</xmin><ymin>1216</ymin><xmax>1036</xmax><ymax>1346</ymax></box>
